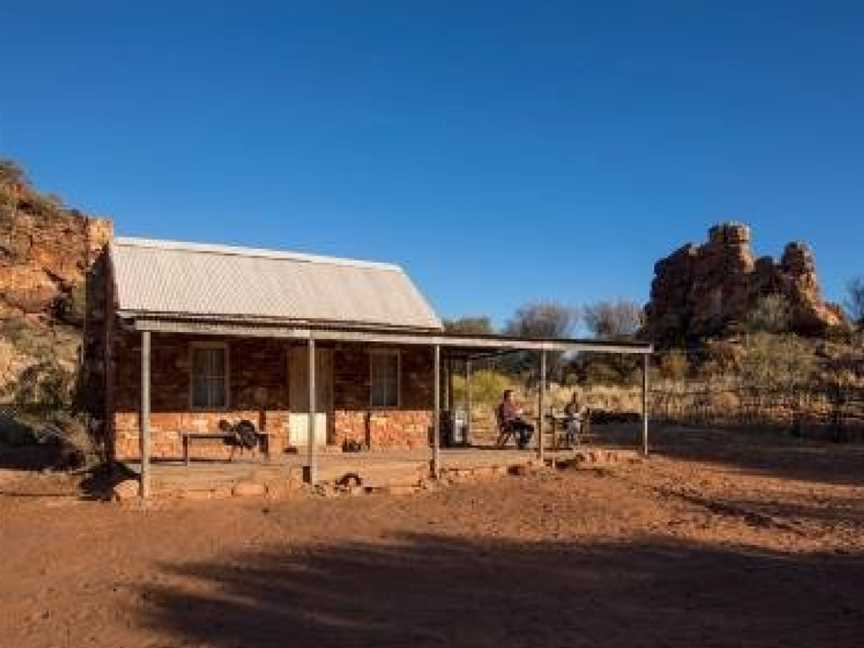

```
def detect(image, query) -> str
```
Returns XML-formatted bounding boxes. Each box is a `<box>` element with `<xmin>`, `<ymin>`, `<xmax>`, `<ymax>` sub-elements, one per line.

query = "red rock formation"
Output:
<box><xmin>645</xmin><ymin>223</ymin><xmax>845</xmax><ymax>345</ymax></box>
<box><xmin>0</xmin><ymin>162</ymin><xmax>113</xmax><ymax>395</ymax></box>
<box><xmin>0</xmin><ymin>207</ymin><xmax>112</xmax><ymax>323</ymax></box>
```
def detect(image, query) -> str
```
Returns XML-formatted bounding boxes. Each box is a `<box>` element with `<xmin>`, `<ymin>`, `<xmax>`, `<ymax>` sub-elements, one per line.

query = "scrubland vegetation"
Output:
<box><xmin>448</xmin><ymin>294</ymin><xmax>864</xmax><ymax>441</ymax></box>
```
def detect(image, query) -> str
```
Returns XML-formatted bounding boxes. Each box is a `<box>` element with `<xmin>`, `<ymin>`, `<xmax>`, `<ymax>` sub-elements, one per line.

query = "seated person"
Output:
<box><xmin>497</xmin><ymin>389</ymin><xmax>535</xmax><ymax>449</ymax></box>
<box><xmin>563</xmin><ymin>392</ymin><xmax>586</xmax><ymax>446</ymax></box>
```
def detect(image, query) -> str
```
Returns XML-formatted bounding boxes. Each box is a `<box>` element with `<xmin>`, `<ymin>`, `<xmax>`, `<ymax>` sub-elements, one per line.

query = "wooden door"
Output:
<box><xmin>288</xmin><ymin>346</ymin><xmax>333</xmax><ymax>447</ymax></box>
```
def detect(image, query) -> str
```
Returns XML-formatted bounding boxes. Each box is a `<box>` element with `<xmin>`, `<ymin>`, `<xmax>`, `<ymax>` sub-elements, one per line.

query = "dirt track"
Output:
<box><xmin>2</xmin><ymin>426</ymin><xmax>863</xmax><ymax>647</ymax></box>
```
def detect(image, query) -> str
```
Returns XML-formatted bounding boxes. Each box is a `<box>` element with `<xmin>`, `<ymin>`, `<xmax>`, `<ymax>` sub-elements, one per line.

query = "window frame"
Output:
<box><xmin>369</xmin><ymin>348</ymin><xmax>401</xmax><ymax>409</ymax></box>
<box><xmin>189</xmin><ymin>341</ymin><xmax>231</xmax><ymax>411</ymax></box>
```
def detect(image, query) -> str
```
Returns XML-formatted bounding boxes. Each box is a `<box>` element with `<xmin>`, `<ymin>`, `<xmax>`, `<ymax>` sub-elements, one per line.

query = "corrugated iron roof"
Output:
<box><xmin>110</xmin><ymin>237</ymin><xmax>443</xmax><ymax>330</ymax></box>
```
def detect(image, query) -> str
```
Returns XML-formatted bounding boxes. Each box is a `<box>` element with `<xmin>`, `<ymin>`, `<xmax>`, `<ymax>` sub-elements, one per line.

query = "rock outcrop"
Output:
<box><xmin>645</xmin><ymin>223</ymin><xmax>845</xmax><ymax>345</ymax></box>
<box><xmin>0</xmin><ymin>161</ymin><xmax>112</xmax><ymax>396</ymax></box>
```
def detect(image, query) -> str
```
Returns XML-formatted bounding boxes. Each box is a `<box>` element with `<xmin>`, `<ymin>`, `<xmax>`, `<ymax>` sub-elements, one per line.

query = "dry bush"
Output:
<box><xmin>0</xmin><ymin>338</ymin><xmax>13</xmax><ymax>375</ymax></box>
<box><xmin>503</xmin><ymin>301</ymin><xmax>577</xmax><ymax>378</ymax></box>
<box><xmin>582</xmin><ymin>299</ymin><xmax>643</xmax><ymax>339</ymax></box>
<box><xmin>846</xmin><ymin>277</ymin><xmax>864</xmax><ymax>326</ymax></box>
<box><xmin>443</xmin><ymin>317</ymin><xmax>494</xmax><ymax>335</ymax></box>
<box><xmin>647</xmin><ymin>332</ymin><xmax>864</xmax><ymax>439</ymax></box>
<box><xmin>1</xmin><ymin>319</ymin><xmax>56</xmax><ymax>359</ymax></box>
<box><xmin>0</xmin><ymin>158</ymin><xmax>26</xmax><ymax>185</ymax></box>
<box><xmin>746</xmin><ymin>294</ymin><xmax>792</xmax><ymax>334</ymax></box>
<box><xmin>8</xmin><ymin>358</ymin><xmax>75</xmax><ymax>413</ymax></box>
<box><xmin>659</xmin><ymin>349</ymin><xmax>689</xmax><ymax>381</ymax></box>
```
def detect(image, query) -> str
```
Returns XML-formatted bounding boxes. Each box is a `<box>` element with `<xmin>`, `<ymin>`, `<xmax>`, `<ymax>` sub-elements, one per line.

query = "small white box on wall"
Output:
<box><xmin>287</xmin><ymin>413</ymin><xmax>328</xmax><ymax>447</ymax></box>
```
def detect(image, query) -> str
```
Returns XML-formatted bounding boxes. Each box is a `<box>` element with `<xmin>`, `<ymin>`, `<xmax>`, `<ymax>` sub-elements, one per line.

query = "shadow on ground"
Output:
<box><xmin>139</xmin><ymin>533</ymin><xmax>864</xmax><ymax>648</ymax></box>
<box><xmin>0</xmin><ymin>447</ymin><xmax>130</xmax><ymax>500</ymax></box>
<box><xmin>598</xmin><ymin>423</ymin><xmax>864</xmax><ymax>486</ymax></box>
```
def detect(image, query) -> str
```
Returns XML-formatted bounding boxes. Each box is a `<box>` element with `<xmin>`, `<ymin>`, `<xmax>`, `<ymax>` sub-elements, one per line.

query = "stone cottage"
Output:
<box><xmin>85</xmin><ymin>235</ymin><xmax>652</xmax><ymax>495</ymax></box>
<box><xmin>93</xmin><ymin>237</ymin><xmax>445</xmax><ymax>463</ymax></box>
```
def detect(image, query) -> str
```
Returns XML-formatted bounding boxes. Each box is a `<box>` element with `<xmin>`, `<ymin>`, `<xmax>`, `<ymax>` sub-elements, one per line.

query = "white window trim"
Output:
<box><xmin>369</xmin><ymin>348</ymin><xmax>401</xmax><ymax>409</ymax></box>
<box><xmin>189</xmin><ymin>341</ymin><xmax>231</xmax><ymax>411</ymax></box>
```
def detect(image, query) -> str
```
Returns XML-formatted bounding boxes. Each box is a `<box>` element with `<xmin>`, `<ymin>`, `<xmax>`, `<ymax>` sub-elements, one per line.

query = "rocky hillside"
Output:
<box><xmin>0</xmin><ymin>160</ymin><xmax>112</xmax><ymax>399</ymax></box>
<box><xmin>645</xmin><ymin>223</ymin><xmax>845</xmax><ymax>346</ymax></box>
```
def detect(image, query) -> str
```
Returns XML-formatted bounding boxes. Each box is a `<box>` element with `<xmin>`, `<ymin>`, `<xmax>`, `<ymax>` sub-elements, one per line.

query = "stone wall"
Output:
<box><xmin>645</xmin><ymin>223</ymin><xmax>846</xmax><ymax>345</ymax></box>
<box><xmin>111</xmin><ymin>334</ymin><xmax>435</xmax><ymax>459</ymax></box>
<box><xmin>331</xmin><ymin>344</ymin><xmax>434</xmax><ymax>449</ymax></box>
<box><xmin>111</xmin><ymin>332</ymin><xmax>290</xmax><ymax>460</ymax></box>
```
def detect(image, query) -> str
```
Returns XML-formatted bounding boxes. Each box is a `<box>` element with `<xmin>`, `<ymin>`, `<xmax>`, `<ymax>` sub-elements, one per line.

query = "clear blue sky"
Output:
<box><xmin>2</xmin><ymin>1</ymin><xmax>862</xmax><ymax>328</ymax></box>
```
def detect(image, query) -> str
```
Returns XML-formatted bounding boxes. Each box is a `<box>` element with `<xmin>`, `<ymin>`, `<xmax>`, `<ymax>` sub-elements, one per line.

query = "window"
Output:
<box><xmin>370</xmin><ymin>350</ymin><xmax>399</xmax><ymax>408</ymax></box>
<box><xmin>191</xmin><ymin>344</ymin><xmax>229</xmax><ymax>409</ymax></box>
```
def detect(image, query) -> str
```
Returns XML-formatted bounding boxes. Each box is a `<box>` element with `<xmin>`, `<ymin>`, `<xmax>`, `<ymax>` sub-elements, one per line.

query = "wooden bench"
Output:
<box><xmin>181</xmin><ymin>431</ymin><xmax>271</xmax><ymax>466</ymax></box>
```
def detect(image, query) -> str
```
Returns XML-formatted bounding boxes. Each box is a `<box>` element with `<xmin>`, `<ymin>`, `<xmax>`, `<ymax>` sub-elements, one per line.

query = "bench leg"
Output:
<box><xmin>184</xmin><ymin>436</ymin><xmax>190</xmax><ymax>466</ymax></box>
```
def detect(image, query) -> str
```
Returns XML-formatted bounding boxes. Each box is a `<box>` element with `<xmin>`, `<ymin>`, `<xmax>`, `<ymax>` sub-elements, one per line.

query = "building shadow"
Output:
<box><xmin>137</xmin><ymin>532</ymin><xmax>864</xmax><ymax>648</ymax></box>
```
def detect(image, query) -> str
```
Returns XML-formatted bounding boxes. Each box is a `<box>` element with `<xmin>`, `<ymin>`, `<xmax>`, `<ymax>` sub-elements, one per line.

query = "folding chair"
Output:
<box><xmin>495</xmin><ymin>408</ymin><xmax>516</xmax><ymax>448</ymax></box>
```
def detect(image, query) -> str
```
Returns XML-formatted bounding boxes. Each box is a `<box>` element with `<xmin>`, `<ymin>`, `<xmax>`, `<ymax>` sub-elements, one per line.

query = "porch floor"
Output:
<box><xmin>124</xmin><ymin>444</ymin><xmax>638</xmax><ymax>498</ymax></box>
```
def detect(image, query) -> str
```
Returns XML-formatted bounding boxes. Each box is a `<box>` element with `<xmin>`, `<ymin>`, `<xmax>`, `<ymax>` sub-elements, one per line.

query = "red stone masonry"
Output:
<box><xmin>109</xmin><ymin>331</ymin><xmax>435</xmax><ymax>460</ymax></box>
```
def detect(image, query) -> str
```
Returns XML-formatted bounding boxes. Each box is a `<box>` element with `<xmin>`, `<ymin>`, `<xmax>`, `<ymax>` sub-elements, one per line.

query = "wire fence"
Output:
<box><xmin>649</xmin><ymin>381</ymin><xmax>864</xmax><ymax>440</ymax></box>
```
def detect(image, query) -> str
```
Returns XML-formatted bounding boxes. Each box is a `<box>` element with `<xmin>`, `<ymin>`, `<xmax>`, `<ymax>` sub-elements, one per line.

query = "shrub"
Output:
<box><xmin>451</xmin><ymin>370</ymin><xmax>512</xmax><ymax>410</ymax></box>
<box><xmin>19</xmin><ymin>191</ymin><xmax>63</xmax><ymax>219</ymax></box>
<box><xmin>576</xmin><ymin>352</ymin><xmax>642</xmax><ymax>387</ymax></box>
<box><xmin>503</xmin><ymin>301</ymin><xmax>577</xmax><ymax>378</ymax></box>
<box><xmin>443</xmin><ymin>316</ymin><xmax>494</xmax><ymax>335</ymax></box>
<box><xmin>746</xmin><ymin>294</ymin><xmax>792</xmax><ymax>334</ymax></box>
<box><xmin>55</xmin><ymin>282</ymin><xmax>87</xmax><ymax>326</ymax></box>
<box><xmin>7</xmin><ymin>358</ymin><xmax>75</xmax><ymax>414</ymax></box>
<box><xmin>659</xmin><ymin>349</ymin><xmax>689</xmax><ymax>381</ymax></box>
<box><xmin>739</xmin><ymin>333</ymin><xmax>816</xmax><ymax>390</ymax></box>
<box><xmin>582</xmin><ymin>299</ymin><xmax>643</xmax><ymax>339</ymax></box>
<box><xmin>846</xmin><ymin>277</ymin><xmax>864</xmax><ymax>327</ymax></box>
<box><xmin>1</xmin><ymin>319</ymin><xmax>55</xmax><ymax>358</ymax></box>
<box><xmin>0</xmin><ymin>158</ymin><xmax>26</xmax><ymax>186</ymax></box>
<box><xmin>737</xmin><ymin>332</ymin><xmax>818</xmax><ymax>424</ymax></box>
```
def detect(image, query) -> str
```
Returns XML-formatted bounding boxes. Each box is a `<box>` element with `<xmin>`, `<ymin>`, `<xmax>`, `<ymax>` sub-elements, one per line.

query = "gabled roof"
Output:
<box><xmin>110</xmin><ymin>237</ymin><xmax>443</xmax><ymax>331</ymax></box>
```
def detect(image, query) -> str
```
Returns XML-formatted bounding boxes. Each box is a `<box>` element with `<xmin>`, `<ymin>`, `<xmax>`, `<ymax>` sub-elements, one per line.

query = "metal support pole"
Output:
<box><xmin>304</xmin><ymin>336</ymin><xmax>318</xmax><ymax>484</ymax></box>
<box><xmin>465</xmin><ymin>359</ymin><xmax>472</xmax><ymax>446</ymax></box>
<box><xmin>537</xmin><ymin>349</ymin><xmax>546</xmax><ymax>462</ymax></box>
<box><xmin>432</xmin><ymin>345</ymin><xmax>441</xmax><ymax>478</ymax></box>
<box><xmin>446</xmin><ymin>357</ymin><xmax>454</xmax><ymax>413</ymax></box>
<box><xmin>139</xmin><ymin>330</ymin><xmax>151</xmax><ymax>499</ymax></box>
<box><xmin>642</xmin><ymin>353</ymin><xmax>649</xmax><ymax>456</ymax></box>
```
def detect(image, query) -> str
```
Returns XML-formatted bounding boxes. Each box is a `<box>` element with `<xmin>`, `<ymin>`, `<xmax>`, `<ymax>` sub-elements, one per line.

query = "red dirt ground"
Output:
<box><xmin>1</xmin><ymin>426</ymin><xmax>863</xmax><ymax>647</ymax></box>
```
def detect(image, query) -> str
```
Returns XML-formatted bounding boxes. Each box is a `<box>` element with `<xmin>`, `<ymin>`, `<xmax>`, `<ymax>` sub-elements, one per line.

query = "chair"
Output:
<box><xmin>560</xmin><ymin>407</ymin><xmax>592</xmax><ymax>449</ymax></box>
<box><xmin>495</xmin><ymin>407</ymin><xmax>516</xmax><ymax>448</ymax></box>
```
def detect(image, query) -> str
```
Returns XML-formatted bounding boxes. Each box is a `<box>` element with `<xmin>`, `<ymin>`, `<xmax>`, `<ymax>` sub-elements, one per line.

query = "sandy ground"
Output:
<box><xmin>1</xmin><ymin>426</ymin><xmax>863</xmax><ymax>648</ymax></box>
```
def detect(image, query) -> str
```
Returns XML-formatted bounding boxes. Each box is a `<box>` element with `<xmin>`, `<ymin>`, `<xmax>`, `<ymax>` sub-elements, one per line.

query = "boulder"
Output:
<box><xmin>112</xmin><ymin>479</ymin><xmax>140</xmax><ymax>502</ymax></box>
<box><xmin>645</xmin><ymin>223</ymin><xmax>846</xmax><ymax>344</ymax></box>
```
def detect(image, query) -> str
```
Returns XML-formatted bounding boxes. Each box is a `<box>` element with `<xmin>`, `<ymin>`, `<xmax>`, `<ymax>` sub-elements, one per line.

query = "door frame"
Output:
<box><xmin>287</xmin><ymin>344</ymin><xmax>335</xmax><ymax>445</ymax></box>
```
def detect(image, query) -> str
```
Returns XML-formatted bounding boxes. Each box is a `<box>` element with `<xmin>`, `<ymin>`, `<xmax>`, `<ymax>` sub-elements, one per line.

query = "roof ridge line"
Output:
<box><xmin>113</xmin><ymin>236</ymin><xmax>404</xmax><ymax>272</ymax></box>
